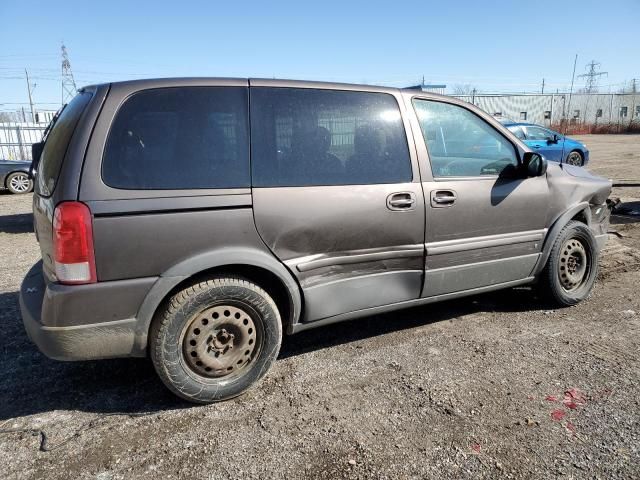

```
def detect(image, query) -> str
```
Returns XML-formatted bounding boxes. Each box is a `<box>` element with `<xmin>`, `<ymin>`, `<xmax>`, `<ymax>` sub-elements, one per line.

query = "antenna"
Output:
<box><xmin>577</xmin><ymin>60</ymin><xmax>608</xmax><ymax>93</ymax></box>
<box><xmin>61</xmin><ymin>43</ymin><xmax>77</xmax><ymax>105</ymax></box>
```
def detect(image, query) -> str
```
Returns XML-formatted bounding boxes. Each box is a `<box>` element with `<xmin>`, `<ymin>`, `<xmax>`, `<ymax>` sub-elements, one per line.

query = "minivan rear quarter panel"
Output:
<box><xmin>33</xmin><ymin>85</ymin><xmax>108</xmax><ymax>281</ymax></box>
<box><xmin>79</xmin><ymin>79</ymin><xmax>258</xmax><ymax>282</ymax></box>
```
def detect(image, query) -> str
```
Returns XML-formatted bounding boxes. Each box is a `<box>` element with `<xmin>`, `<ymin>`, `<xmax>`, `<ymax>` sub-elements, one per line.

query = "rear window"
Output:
<box><xmin>36</xmin><ymin>92</ymin><xmax>92</xmax><ymax>196</ymax></box>
<box><xmin>102</xmin><ymin>87</ymin><xmax>249</xmax><ymax>190</ymax></box>
<box><xmin>250</xmin><ymin>88</ymin><xmax>412</xmax><ymax>187</ymax></box>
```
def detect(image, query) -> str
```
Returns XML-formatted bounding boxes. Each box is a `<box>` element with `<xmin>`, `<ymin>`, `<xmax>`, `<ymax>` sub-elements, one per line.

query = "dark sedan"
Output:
<box><xmin>0</xmin><ymin>160</ymin><xmax>33</xmax><ymax>194</ymax></box>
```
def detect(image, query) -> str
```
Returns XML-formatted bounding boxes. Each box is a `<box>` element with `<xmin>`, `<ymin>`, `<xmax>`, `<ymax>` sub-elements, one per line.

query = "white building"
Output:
<box><xmin>454</xmin><ymin>92</ymin><xmax>640</xmax><ymax>127</ymax></box>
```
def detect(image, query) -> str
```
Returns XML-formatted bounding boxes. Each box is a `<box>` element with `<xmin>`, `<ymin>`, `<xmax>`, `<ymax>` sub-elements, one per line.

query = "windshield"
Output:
<box><xmin>36</xmin><ymin>92</ymin><xmax>92</xmax><ymax>196</ymax></box>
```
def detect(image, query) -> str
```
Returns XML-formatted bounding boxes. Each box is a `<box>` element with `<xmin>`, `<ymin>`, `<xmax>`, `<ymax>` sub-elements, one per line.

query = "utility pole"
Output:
<box><xmin>24</xmin><ymin>69</ymin><xmax>35</xmax><ymax>123</ymax></box>
<box><xmin>471</xmin><ymin>88</ymin><xmax>477</xmax><ymax>105</ymax></box>
<box><xmin>630</xmin><ymin>79</ymin><xmax>638</xmax><ymax>126</ymax></box>
<box><xmin>61</xmin><ymin>43</ymin><xmax>77</xmax><ymax>105</ymax></box>
<box><xmin>577</xmin><ymin>60</ymin><xmax>608</xmax><ymax>93</ymax></box>
<box><xmin>541</xmin><ymin>78</ymin><xmax>545</xmax><ymax>94</ymax></box>
<box><xmin>564</xmin><ymin>54</ymin><xmax>578</xmax><ymax>134</ymax></box>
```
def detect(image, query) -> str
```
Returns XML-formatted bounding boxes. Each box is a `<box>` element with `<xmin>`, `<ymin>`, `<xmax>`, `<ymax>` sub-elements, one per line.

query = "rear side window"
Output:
<box><xmin>36</xmin><ymin>92</ymin><xmax>92</xmax><ymax>196</ymax></box>
<box><xmin>250</xmin><ymin>88</ymin><xmax>412</xmax><ymax>187</ymax></box>
<box><xmin>103</xmin><ymin>87</ymin><xmax>249</xmax><ymax>190</ymax></box>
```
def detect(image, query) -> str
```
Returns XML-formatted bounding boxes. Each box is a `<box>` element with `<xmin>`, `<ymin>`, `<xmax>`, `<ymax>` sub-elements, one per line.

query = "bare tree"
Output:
<box><xmin>0</xmin><ymin>112</ymin><xmax>18</xmax><ymax>123</ymax></box>
<box><xmin>452</xmin><ymin>84</ymin><xmax>476</xmax><ymax>95</ymax></box>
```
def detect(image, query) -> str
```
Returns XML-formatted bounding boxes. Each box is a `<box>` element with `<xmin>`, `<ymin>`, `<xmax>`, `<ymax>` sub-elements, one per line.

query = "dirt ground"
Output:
<box><xmin>0</xmin><ymin>135</ymin><xmax>639</xmax><ymax>480</ymax></box>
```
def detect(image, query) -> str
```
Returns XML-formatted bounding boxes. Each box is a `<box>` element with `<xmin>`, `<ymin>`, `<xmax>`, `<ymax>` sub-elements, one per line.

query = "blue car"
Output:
<box><xmin>502</xmin><ymin>122</ymin><xmax>589</xmax><ymax>167</ymax></box>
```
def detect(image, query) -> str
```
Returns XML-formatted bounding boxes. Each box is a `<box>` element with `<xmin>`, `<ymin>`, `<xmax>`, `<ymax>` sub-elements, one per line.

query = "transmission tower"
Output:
<box><xmin>577</xmin><ymin>60</ymin><xmax>608</xmax><ymax>93</ymax></box>
<box><xmin>61</xmin><ymin>43</ymin><xmax>77</xmax><ymax>105</ymax></box>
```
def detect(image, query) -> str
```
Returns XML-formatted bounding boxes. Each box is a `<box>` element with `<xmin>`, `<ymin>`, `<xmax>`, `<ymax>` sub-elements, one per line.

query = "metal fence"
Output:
<box><xmin>0</xmin><ymin>122</ymin><xmax>47</xmax><ymax>161</ymax></box>
<box><xmin>454</xmin><ymin>92</ymin><xmax>640</xmax><ymax>132</ymax></box>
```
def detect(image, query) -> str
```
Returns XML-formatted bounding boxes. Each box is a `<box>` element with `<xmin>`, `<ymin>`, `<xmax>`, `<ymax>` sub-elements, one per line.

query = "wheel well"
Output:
<box><xmin>155</xmin><ymin>264</ymin><xmax>294</xmax><ymax>331</ymax></box>
<box><xmin>570</xmin><ymin>210</ymin><xmax>589</xmax><ymax>225</ymax></box>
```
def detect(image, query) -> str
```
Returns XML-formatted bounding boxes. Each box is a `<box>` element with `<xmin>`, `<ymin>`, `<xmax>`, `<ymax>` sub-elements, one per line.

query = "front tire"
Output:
<box><xmin>6</xmin><ymin>172</ymin><xmax>33</xmax><ymax>194</ymax></box>
<box><xmin>538</xmin><ymin>221</ymin><xmax>598</xmax><ymax>306</ymax></box>
<box><xmin>150</xmin><ymin>277</ymin><xmax>282</xmax><ymax>403</ymax></box>
<box><xmin>565</xmin><ymin>151</ymin><xmax>583</xmax><ymax>166</ymax></box>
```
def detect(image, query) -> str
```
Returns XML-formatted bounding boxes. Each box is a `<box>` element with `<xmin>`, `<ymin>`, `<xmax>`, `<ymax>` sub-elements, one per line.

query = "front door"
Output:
<box><xmin>410</xmin><ymin>98</ymin><xmax>549</xmax><ymax>297</ymax></box>
<box><xmin>523</xmin><ymin>125</ymin><xmax>562</xmax><ymax>162</ymax></box>
<box><xmin>250</xmin><ymin>85</ymin><xmax>426</xmax><ymax>322</ymax></box>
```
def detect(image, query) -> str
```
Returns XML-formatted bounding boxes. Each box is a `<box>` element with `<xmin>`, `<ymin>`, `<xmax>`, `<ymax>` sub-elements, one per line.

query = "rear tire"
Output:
<box><xmin>150</xmin><ymin>276</ymin><xmax>282</xmax><ymax>403</ymax></box>
<box><xmin>538</xmin><ymin>221</ymin><xmax>598</xmax><ymax>306</ymax></box>
<box><xmin>6</xmin><ymin>172</ymin><xmax>33</xmax><ymax>194</ymax></box>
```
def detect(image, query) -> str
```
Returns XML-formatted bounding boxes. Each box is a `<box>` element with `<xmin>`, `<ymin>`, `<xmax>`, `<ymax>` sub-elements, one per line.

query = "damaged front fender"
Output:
<box><xmin>531</xmin><ymin>164</ymin><xmax>612</xmax><ymax>276</ymax></box>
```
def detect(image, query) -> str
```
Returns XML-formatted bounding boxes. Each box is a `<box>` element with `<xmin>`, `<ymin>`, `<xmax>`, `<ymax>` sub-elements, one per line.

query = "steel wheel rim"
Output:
<box><xmin>181</xmin><ymin>304</ymin><xmax>259</xmax><ymax>379</ymax></box>
<box><xmin>9</xmin><ymin>173</ymin><xmax>30</xmax><ymax>192</ymax></box>
<box><xmin>558</xmin><ymin>237</ymin><xmax>589</xmax><ymax>291</ymax></box>
<box><xmin>566</xmin><ymin>153</ymin><xmax>582</xmax><ymax>166</ymax></box>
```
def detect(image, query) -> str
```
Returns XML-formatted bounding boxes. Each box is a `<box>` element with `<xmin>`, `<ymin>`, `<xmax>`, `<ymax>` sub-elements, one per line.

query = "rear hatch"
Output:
<box><xmin>32</xmin><ymin>91</ymin><xmax>94</xmax><ymax>281</ymax></box>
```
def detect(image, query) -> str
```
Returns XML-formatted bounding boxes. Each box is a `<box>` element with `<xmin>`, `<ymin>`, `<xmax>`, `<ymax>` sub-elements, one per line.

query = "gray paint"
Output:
<box><xmin>42</xmin><ymin>276</ymin><xmax>156</xmax><ymax>327</ymax></box>
<box><xmin>252</xmin><ymin>183</ymin><xmax>426</xmax><ymax>321</ymax></box>
<box><xmin>20</xmin><ymin>77</ymin><xmax>613</xmax><ymax>363</ymax></box>
<box><xmin>423</xmin><ymin>254</ymin><xmax>540</xmax><ymax>297</ymax></box>
<box><xmin>290</xmin><ymin>277</ymin><xmax>536</xmax><ymax>334</ymax></box>
<box><xmin>303</xmin><ymin>270</ymin><xmax>423</xmax><ymax>321</ymax></box>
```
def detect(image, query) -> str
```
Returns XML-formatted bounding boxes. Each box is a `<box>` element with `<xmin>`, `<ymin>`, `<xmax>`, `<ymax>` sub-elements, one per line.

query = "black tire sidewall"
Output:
<box><xmin>151</xmin><ymin>279</ymin><xmax>282</xmax><ymax>403</ymax></box>
<box><xmin>545</xmin><ymin>221</ymin><xmax>598</xmax><ymax>306</ymax></box>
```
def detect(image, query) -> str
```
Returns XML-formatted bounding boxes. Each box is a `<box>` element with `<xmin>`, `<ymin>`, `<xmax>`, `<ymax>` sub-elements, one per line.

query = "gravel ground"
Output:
<box><xmin>1</xmin><ymin>135</ymin><xmax>639</xmax><ymax>479</ymax></box>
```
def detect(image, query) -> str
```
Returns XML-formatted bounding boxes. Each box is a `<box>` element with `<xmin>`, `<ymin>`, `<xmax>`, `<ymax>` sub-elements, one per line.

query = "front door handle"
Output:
<box><xmin>387</xmin><ymin>192</ymin><xmax>416</xmax><ymax>211</ymax></box>
<box><xmin>431</xmin><ymin>190</ymin><xmax>457</xmax><ymax>207</ymax></box>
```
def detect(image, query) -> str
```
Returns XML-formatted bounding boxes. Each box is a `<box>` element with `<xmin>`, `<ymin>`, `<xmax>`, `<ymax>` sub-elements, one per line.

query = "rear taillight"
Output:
<box><xmin>53</xmin><ymin>202</ymin><xmax>97</xmax><ymax>284</ymax></box>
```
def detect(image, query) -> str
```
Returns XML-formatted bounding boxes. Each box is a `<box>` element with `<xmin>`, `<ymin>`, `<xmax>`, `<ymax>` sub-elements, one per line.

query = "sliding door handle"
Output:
<box><xmin>431</xmin><ymin>190</ymin><xmax>457</xmax><ymax>207</ymax></box>
<box><xmin>387</xmin><ymin>192</ymin><xmax>416</xmax><ymax>211</ymax></box>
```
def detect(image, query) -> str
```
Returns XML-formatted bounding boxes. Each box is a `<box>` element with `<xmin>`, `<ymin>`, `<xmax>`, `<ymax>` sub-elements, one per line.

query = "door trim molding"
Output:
<box><xmin>426</xmin><ymin>229</ymin><xmax>546</xmax><ymax>255</ymax></box>
<box><xmin>290</xmin><ymin>245</ymin><xmax>424</xmax><ymax>272</ymax></box>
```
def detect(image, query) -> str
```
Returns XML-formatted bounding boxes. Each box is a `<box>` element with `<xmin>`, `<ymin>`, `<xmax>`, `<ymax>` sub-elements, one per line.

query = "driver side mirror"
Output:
<box><xmin>522</xmin><ymin>152</ymin><xmax>547</xmax><ymax>177</ymax></box>
<box><xmin>547</xmin><ymin>134</ymin><xmax>559</xmax><ymax>144</ymax></box>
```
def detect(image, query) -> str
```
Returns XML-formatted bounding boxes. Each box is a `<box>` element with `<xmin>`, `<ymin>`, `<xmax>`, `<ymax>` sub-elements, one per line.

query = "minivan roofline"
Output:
<box><xmin>80</xmin><ymin>77</ymin><xmax>453</xmax><ymax>99</ymax></box>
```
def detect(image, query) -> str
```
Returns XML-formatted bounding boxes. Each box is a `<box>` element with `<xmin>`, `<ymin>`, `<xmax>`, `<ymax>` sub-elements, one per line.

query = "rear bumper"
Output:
<box><xmin>19</xmin><ymin>261</ymin><xmax>154</xmax><ymax>361</ymax></box>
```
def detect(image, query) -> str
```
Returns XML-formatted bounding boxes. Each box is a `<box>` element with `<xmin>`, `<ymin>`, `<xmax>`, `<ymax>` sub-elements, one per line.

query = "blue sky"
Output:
<box><xmin>1</xmin><ymin>0</ymin><xmax>638</xmax><ymax>112</ymax></box>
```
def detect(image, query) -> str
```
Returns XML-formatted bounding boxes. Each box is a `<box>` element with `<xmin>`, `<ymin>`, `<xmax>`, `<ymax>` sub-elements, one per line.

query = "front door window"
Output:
<box><xmin>413</xmin><ymin>99</ymin><xmax>518</xmax><ymax>177</ymax></box>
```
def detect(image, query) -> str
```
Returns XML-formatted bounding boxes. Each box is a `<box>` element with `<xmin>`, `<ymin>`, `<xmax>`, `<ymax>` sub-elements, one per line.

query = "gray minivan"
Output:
<box><xmin>20</xmin><ymin>78</ymin><xmax>612</xmax><ymax>403</ymax></box>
